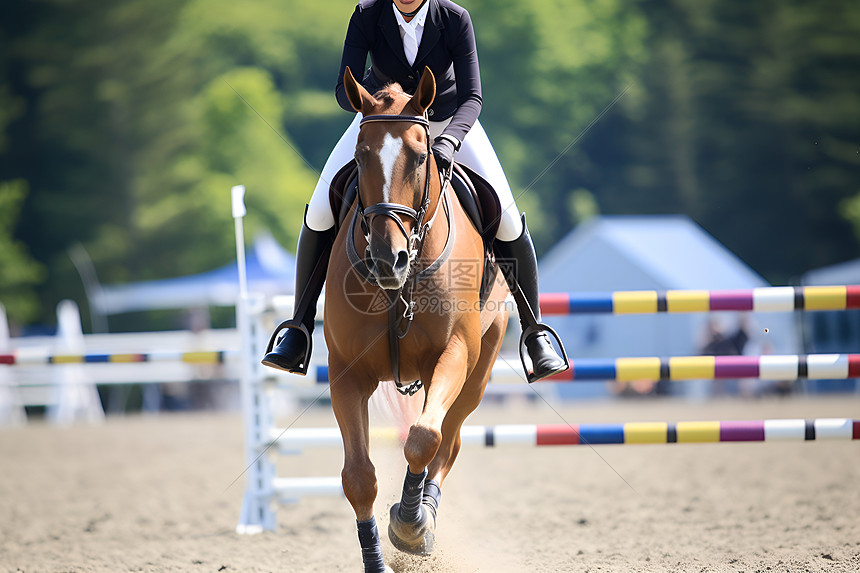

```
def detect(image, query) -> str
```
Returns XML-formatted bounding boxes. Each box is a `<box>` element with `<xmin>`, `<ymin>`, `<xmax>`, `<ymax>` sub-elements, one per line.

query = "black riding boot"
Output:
<box><xmin>494</xmin><ymin>214</ymin><xmax>568</xmax><ymax>382</ymax></box>
<box><xmin>261</xmin><ymin>208</ymin><xmax>336</xmax><ymax>375</ymax></box>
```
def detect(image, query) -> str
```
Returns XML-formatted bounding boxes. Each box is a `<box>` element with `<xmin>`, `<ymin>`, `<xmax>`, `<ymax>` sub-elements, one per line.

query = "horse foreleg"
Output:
<box><xmin>389</xmin><ymin>336</ymin><xmax>471</xmax><ymax>555</ymax></box>
<box><xmin>329</xmin><ymin>363</ymin><xmax>391</xmax><ymax>573</ymax></box>
<box><xmin>427</xmin><ymin>321</ymin><xmax>502</xmax><ymax>483</ymax></box>
<box><xmin>407</xmin><ymin>336</ymin><xmax>471</xmax><ymax>471</ymax></box>
<box><xmin>416</xmin><ymin>316</ymin><xmax>505</xmax><ymax>534</ymax></box>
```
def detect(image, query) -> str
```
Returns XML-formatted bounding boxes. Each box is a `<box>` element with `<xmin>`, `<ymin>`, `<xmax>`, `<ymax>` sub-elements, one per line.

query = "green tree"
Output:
<box><xmin>0</xmin><ymin>51</ymin><xmax>43</xmax><ymax>325</ymax></box>
<box><xmin>594</xmin><ymin>0</ymin><xmax>860</xmax><ymax>282</ymax></box>
<box><xmin>5</xmin><ymin>0</ymin><xmax>859</xmax><ymax>330</ymax></box>
<box><xmin>0</xmin><ymin>180</ymin><xmax>45</xmax><ymax>324</ymax></box>
<box><xmin>468</xmin><ymin>0</ymin><xmax>649</xmax><ymax>249</ymax></box>
<box><xmin>1</xmin><ymin>0</ymin><xmax>328</xmax><ymax>325</ymax></box>
<box><xmin>131</xmin><ymin>67</ymin><xmax>316</xmax><ymax>276</ymax></box>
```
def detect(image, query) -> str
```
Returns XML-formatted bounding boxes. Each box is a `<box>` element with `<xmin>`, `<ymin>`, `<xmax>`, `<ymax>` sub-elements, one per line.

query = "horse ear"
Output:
<box><xmin>344</xmin><ymin>66</ymin><xmax>375</xmax><ymax>113</ymax></box>
<box><xmin>413</xmin><ymin>66</ymin><xmax>436</xmax><ymax>115</ymax></box>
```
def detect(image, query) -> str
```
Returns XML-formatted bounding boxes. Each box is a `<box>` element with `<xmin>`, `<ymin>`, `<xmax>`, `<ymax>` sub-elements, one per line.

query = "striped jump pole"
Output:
<box><xmin>539</xmin><ymin>285</ymin><xmax>860</xmax><ymax>315</ymax></box>
<box><xmin>475</xmin><ymin>419</ymin><xmax>860</xmax><ymax>446</ymax></box>
<box><xmin>543</xmin><ymin>353</ymin><xmax>860</xmax><ymax>382</ymax></box>
<box><xmin>261</xmin><ymin>418</ymin><xmax>860</xmax><ymax>502</ymax></box>
<box><xmin>304</xmin><ymin>354</ymin><xmax>860</xmax><ymax>384</ymax></box>
<box><xmin>268</xmin><ymin>418</ymin><xmax>860</xmax><ymax>450</ymax></box>
<box><xmin>0</xmin><ymin>350</ymin><xmax>239</xmax><ymax>365</ymax></box>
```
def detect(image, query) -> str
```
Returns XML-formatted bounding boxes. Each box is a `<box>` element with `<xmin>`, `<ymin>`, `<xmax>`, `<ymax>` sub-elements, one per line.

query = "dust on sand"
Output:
<box><xmin>1</xmin><ymin>395</ymin><xmax>858</xmax><ymax>572</ymax></box>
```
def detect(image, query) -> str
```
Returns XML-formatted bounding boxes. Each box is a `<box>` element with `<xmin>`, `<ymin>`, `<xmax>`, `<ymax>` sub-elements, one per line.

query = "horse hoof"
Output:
<box><xmin>388</xmin><ymin>503</ymin><xmax>436</xmax><ymax>556</ymax></box>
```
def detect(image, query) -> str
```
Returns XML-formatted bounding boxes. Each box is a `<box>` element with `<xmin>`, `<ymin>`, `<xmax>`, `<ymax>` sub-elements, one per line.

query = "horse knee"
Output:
<box><xmin>404</xmin><ymin>424</ymin><xmax>442</xmax><ymax>471</ymax></box>
<box><xmin>342</xmin><ymin>458</ymin><xmax>377</xmax><ymax>516</ymax></box>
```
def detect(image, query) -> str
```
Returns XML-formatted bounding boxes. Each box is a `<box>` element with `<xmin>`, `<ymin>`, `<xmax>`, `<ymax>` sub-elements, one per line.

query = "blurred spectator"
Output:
<box><xmin>702</xmin><ymin>316</ymin><xmax>749</xmax><ymax>356</ymax></box>
<box><xmin>701</xmin><ymin>316</ymin><xmax>750</xmax><ymax>397</ymax></box>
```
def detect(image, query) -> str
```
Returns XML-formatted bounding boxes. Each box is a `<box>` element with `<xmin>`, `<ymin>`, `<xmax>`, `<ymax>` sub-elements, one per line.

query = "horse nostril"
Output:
<box><xmin>394</xmin><ymin>250</ymin><xmax>409</xmax><ymax>272</ymax></box>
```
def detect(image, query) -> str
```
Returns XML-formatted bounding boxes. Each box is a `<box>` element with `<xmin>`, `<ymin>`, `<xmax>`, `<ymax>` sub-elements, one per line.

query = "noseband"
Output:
<box><xmin>356</xmin><ymin>114</ymin><xmax>434</xmax><ymax>268</ymax></box>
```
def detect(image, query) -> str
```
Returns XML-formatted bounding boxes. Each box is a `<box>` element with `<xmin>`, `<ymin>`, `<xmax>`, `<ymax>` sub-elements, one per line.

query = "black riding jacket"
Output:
<box><xmin>335</xmin><ymin>0</ymin><xmax>482</xmax><ymax>144</ymax></box>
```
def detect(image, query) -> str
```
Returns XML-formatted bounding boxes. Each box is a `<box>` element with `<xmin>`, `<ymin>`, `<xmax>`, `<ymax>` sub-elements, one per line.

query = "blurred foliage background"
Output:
<box><xmin>1</xmin><ymin>0</ymin><xmax>859</xmax><ymax>329</ymax></box>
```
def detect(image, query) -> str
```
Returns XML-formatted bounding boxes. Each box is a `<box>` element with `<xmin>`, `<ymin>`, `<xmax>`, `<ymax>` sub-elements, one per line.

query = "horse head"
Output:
<box><xmin>343</xmin><ymin>66</ymin><xmax>438</xmax><ymax>290</ymax></box>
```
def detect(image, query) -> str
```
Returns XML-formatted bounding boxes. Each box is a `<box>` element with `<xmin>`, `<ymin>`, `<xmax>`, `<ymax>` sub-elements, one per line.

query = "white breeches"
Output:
<box><xmin>306</xmin><ymin>114</ymin><xmax>524</xmax><ymax>241</ymax></box>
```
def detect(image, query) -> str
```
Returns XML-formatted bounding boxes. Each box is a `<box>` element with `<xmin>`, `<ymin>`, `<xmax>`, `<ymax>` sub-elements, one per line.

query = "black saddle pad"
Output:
<box><xmin>450</xmin><ymin>163</ymin><xmax>502</xmax><ymax>247</ymax></box>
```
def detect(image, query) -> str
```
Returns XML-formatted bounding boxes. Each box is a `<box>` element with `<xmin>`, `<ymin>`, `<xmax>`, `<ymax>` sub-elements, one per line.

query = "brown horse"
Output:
<box><xmin>324</xmin><ymin>66</ymin><xmax>509</xmax><ymax>572</ymax></box>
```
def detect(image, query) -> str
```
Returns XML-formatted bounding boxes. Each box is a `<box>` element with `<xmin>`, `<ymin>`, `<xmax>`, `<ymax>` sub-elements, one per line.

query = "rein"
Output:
<box><xmin>351</xmin><ymin>112</ymin><xmax>453</xmax><ymax>394</ymax></box>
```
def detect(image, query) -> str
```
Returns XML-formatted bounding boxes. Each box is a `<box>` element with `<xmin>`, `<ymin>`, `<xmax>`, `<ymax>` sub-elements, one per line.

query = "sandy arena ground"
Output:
<box><xmin>1</xmin><ymin>394</ymin><xmax>859</xmax><ymax>572</ymax></box>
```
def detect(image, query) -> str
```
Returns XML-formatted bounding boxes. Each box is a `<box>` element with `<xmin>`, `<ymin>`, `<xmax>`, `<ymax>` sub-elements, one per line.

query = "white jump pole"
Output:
<box><xmin>233</xmin><ymin>185</ymin><xmax>277</xmax><ymax>534</ymax></box>
<box><xmin>273</xmin><ymin>477</ymin><xmax>344</xmax><ymax>502</ymax></box>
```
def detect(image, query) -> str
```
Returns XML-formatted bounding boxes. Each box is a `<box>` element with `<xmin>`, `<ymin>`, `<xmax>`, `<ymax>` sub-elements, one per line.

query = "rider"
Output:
<box><xmin>262</xmin><ymin>0</ymin><xmax>567</xmax><ymax>382</ymax></box>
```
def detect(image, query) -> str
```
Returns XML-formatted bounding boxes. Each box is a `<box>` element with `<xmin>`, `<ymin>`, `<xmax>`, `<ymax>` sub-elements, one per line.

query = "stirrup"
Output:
<box><xmin>261</xmin><ymin>319</ymin><xmax>313</xmax><ymax>376</ymax></box>
<box><xmin>517</xmin><ymin>323</ymin><xmax>570</xmax><ymax>383</ymax></box>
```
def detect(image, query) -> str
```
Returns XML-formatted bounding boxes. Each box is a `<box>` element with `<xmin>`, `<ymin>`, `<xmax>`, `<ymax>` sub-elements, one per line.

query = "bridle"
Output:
<box><xmin>349</xmin><ymin>111</ymin><xmax>455</xmax><ymax>395</ymax></box>
<box><xmin>355</xmin><ymin>113</ymin><xmax>436</xmax><ymax>270</ymax></box>
<box><xmin>345</xmin><ymin>112</ymin><xmax>453</xmax><ymax>289</ymax></box>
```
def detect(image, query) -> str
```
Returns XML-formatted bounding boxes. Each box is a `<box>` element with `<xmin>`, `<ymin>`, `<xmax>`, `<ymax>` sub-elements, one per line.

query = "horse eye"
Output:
<box><xmin>354</xmin><ymin>146</ymin><xmax>370</xmax><ymax>167</ymax></box>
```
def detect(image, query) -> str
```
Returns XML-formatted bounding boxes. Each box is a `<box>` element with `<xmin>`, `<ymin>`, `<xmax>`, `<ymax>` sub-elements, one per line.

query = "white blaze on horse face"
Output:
<box><xmin>378</xmin><ymin>132</ymin><xmax>403</xmax><ymax>203</ymax></box>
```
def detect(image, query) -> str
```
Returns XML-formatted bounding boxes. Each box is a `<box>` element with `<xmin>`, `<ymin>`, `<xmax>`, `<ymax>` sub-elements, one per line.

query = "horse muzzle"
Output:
<box><xmin>365</xmin><ymin>242</ymin><xmax>410</xmax><ymax>290</ymax></box>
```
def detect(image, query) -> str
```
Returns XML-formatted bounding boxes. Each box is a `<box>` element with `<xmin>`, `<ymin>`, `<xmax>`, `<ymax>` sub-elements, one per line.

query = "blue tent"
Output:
<box><xmin>93</xmin><ymin>232</ymin><xmax>295</xmax><ymax>315</ymax></box>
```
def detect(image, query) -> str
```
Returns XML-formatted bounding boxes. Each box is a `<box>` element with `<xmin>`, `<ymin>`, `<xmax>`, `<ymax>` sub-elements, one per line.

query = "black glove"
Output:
<box><xmin>431</xmin><ymin>136</ymin><xmax>457</xmax><ymax>173</ymax></box>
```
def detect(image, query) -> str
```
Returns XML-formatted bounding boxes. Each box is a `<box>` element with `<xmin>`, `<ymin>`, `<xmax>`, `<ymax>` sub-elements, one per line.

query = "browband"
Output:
<box><xmin>360</xmin><ymin>114</ymin><xmax>430</xmax><ymax>127</ymax></box>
